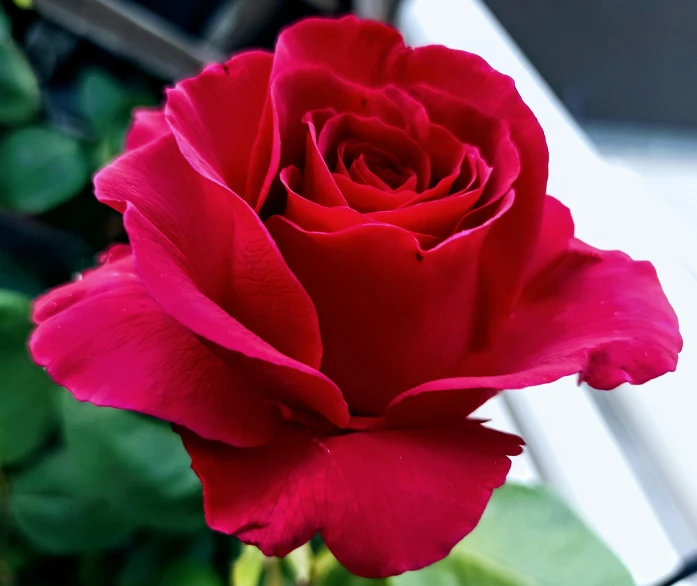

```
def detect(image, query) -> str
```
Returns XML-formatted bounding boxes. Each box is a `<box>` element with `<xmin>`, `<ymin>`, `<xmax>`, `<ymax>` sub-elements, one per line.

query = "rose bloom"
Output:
<box><xmin>30</xmin><ymin>17</ymin><xmax>680</xmax><ymax>578</ymax></box>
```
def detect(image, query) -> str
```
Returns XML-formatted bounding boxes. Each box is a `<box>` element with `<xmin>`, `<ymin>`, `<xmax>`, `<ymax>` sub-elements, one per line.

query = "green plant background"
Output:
<box><xmin>0</xmin><ymin>3</ymin><xmax>636</xmax><ymax>585</ymax></box>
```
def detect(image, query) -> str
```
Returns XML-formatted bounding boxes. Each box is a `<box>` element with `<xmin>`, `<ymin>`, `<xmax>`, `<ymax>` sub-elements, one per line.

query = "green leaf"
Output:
<box><xmin>0</xmin><ymin>37</ymin><xmax>40</xmax><ymax>126</ymax></box>
<box><xmin>395</xmin><ymin>484</ymin><xmax>635</xmax><ymax>586</ymax></box>
<box><xmin>8</xmin><ymin>450</ymin><xmax>135</xmax><ymax>552</ymax></box>
<box><xmin>393</xmin><ymin>555</ymin><xmax>520</xmax><ymax>586</ymax></box>
<box><xmin>0</xmin><ymin>290</ymin><xmax>58</xmax><ymax>465</ymax></box>
<box><xmin>78</xmin><ymin>68</ymin><xmax>155</xmax><ymax>164</ymax></box>
<box><xmin>78</xmin><ymin>69</ymin><xmax>129</xmax><ymax>136</ymax></box>
<box><xmin>158</xmin><ymin>559</ymin><xmax>223</xmax><ymax>586</ymax></box>
<box><xmin>61</xmin><ymin>393</ymin><xmax>205</xmax><ymax>532</ymax></box>
<box><xmin>0</xmin><ymin>6</ymin><xmax>10</xmax><ymax>38</ymax></box>
<box><xmin>0</xmin><ymin>126</ymin><xmax>89</xmax><ymax>213</ymax></box>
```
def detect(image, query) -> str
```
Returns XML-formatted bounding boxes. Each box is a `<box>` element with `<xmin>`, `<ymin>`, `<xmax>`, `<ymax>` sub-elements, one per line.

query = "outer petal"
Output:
<box><xmin>181</xmin><ymin>422</ymin><xmax>522</xmax><ymax>578</ymax></box>
<box><xmin>395</xmin><ymin>48</ymin><xmax>548</xmax><ymax>323</ymax></box>
<box><xmin>30</xmin><ymin>252</ymin><xmax>276</xmax><ymax>447</ymax></box>
<box><xmin>384</xmin><ymin>196</ymin><xmax>681</xmax><ymax>413</ymax></box>
<box><xmin>125</xmin><ymin>107</ymin><xmax>169</xmax><ymax>151</ymax></box>
<box><xmin>266</xmin><ymin>199</ymin><xmax>512</xmax><ymax>415</ymax></box>
<box><xmin>95</xmin><ymin>136</ymin><xmax>349</xmax><ymax>427</ymax></box>
<box><xmin>472</xmin><ymin>196</ymin><xmax>682</xmax><ymax>389</ymax></box>
<box><xmin>272</xmin><ymin>16</ymin><xmax>404</xmax><ymax>86</ymax></box>
<box><xmin>165</xmin><ymin>51</ymin><xmax>276</xmax><ymax>209</ymax></box>
<box><xmin>96</xmin><ymin>134</ymin><xmax>321</xmax><ymax>368</ymax></box>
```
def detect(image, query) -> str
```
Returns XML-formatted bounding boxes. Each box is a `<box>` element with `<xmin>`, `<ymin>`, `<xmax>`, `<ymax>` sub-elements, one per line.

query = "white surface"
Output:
<box><xmin>472</xmin><ymin>396</ymin><xmax>539</xmax><ymax>486</ymax></box>
<box><xmin>588</xmin><ymin>125</ymin><xmax>697</xmax><ymax>232</ymax></box>
<box><xmin>398</xmin><ymin>0</ymin><xmax>697</xmax><ymax>584</ymax></box>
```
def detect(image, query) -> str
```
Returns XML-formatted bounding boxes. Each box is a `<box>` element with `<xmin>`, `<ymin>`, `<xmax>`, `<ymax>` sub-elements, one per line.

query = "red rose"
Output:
<box><xmin>30</xmin><ymin>17</ymin><xmax>681</xmax><ymax>578</ymax></box>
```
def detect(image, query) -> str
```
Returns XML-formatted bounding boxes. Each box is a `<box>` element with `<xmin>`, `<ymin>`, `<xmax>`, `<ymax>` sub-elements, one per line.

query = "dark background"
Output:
<box><xmin>8</xmin><ymin>0</ymin><xmax>697</xmax><ymax>128</ymax></box>
<box><xmin>484</xmin><ymin>0</ymin><xmax>697</xmax><ymax>129</ymax></box>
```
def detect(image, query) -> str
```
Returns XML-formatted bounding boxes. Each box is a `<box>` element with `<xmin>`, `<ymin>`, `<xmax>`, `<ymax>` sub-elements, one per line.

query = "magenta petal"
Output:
<box><xmin>125</xmin><ymin>107</ymin><xmax>170</xmax><ymax>151</ymax></box>
<box><xmin>384</xmin><ymin>196</ymin><xmax>681</xmax><ymax>413</ymax></box>
<box><xmin>95</xmin><ymin>136</ymin><xmax>349</xmax><ymax>427</ymax></box>
<box><xmin>181</xmin><ymin>422</ymin><xmax>522</xmax><ymax>578</ymax></box>
<box><xmin>272</xmin><ymin>16</ymin><xmax>404</xmax><ymax>86</ymax></box>
<box><xmin>267</xmin><ymin>216</ymin><xmax>501</xmax><ymax>415</ymax></box>
<box><xmin>124</xmin><ymin>206</ymin><xmax>349</xmax><ymax>428</ymax></box>
<box><xmin>280</xmin><ymin>166</ymin><xmax>370</xmax><ymax>231</ymax></box>
<box><xmin>385</xmin><ymin>386</ymin><xmax>497</xmax><ymax>428</ymax></box>
<box><xmin>492</xmin><ymin>196</ymin><xmax>682</xmax><ymax>390</ymax></box>
<box><xmin>271</xmin><ymin>67</ymin><xmax>405</xmax><ymax>169</ymax></box>
<box><xmin>95</xmin><ymin>135</ymin><xmax>323</xmax><ymax>369</ymax></box>
<box><xmin>30</xmin><ymin>253</ymin><xmax>276</xmax><ymax>447</ymax></box>
<box><xmin>368</xmin><ymin>186</ymin><xmax>484</xmax><ymax>241</ymax></box>
<box><xmin>396</xmin><ymin>48</ymin><xmax>546</xmax><ymax>317</ymax></box>
<box><xmin>165</xmin><ymin>51</ymin><xmax>276</xmax><ymax>208</ymax></box>
<box><xmin>317</xmin><ymin>112</ymin><xmax>431</xmax><ymax>192</ymax></box>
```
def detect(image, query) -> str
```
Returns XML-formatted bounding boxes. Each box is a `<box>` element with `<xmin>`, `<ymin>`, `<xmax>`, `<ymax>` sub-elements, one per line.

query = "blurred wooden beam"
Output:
<box><xmin>33</xmin><ymin>0</ymin><xmax>225</xmax><ymax>80</ymax></box>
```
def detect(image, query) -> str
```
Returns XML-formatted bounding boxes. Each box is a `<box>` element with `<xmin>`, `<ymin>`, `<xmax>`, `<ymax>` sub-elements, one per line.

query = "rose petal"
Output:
<box><xmin>280</xmin><ymin>166</ymin><xmax>370</xmax><ymax>231</ymax></box>
<box><xmin>279</xmin><ymin>167</ymin><xmax>440</xmax><ymax>250</ymax></box>
<box><xmin>272</xmin><ymin>16</ymin><xmax>404</xmax><ymax>86</ymax></box>
<box><xmin>347</xmin><ymin>153</ymin><xmax>417</xmax><ymax>192</ymax></box>
<box><xmin>96</xmin><ymin>135</ymin><xmax>322</xmax><ymax>368</ymax></box>
<box><xmin>385</xmin><ymin>196</ymin><xmax>681</xmax><ymax>412</ymax></box>
<box><xmin>272</xmin><ymin>67</ymin><xmax>406</xmax><ymax>170</ymax></box>
<box><xmin>482</xmin><ymin>196</ymin><xmax>682</xmax><ymax>389</ymax></box>
<box><xmin>125</xmin><ymin>107</ymin><xmax>169</xmax><ymax>151</ymax></box>
<box><xmin>95</xmin><ymin>136</ymin><xmax>349</xmax><ymax>427</ymax></box>
<box><xmin>299</xmin><ymin>113</ymin><xmax>347</xmax><ymax>207</ymax></box>
<box><xmin>367</xmin><ymin>185</ymin><xmax>485</xmax><ymax>241</ymax></box>
<box><xmin>318</xmin><ymin>112</ymin><xmax>431</xmax><ymax>192</ymax></box>
<box><xmin>165</xmin><ymin>51</ymin><xmax>276</xmax><ymax>209</ymax></box>
<box><xmin>332</xmin><ymin>174</ymin><xmax>417</xmax><ymax>214</ymax></box>
<box><xmin>267</xmin><ymin>215</ymin><xmax>507</xmax><ymax>415</ymax></box>
<box><xmin>30</xmin><ymin>252</ymin><xmax>276</xmax><ymax>447</ymax></box>
<box><xmin>125</xmin><ymin>206</ymin><xmax>349</xmax><ymax>427</ymax></box>
<box><xmin>396</xmin><ymin>48</ymin><xmax>548</xmax><ymax>318</ymax></box>
<box><xmin>385</xmin><ymin>387</ymin><xmax>497</xmax><ymax>428</ymax></box>
<box><xmin>181</xmin><ymin>421</ymin><xmax>522</xmax><ymax>578</ymax></box>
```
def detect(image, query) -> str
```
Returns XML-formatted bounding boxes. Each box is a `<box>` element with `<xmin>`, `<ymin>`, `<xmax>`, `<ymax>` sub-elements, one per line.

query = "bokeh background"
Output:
<box><xmin>1</xmin><ymin>1</ymin><xmax>696</xmax><ymax>585</ymax></box>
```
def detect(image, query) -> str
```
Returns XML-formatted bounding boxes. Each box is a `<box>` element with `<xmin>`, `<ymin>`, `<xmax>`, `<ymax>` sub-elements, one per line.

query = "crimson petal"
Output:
<box><xmin>30</xmin><ymin>252</ymin><xmax>276</xmax><ymax>447</ymax></box>
<box><xmin>267</xmin><ymin>211</ymin><xmax>510</xmax><ymax>415</ymax></box>
<box><xmin>181</xmin><ymin>422</ymin><xmax>522</xmax><ymax>578</ymax></box>
<box><xmin>385</xmin><ymin>196</ymin><xmax>681</xmax><ymax>415</ymax></box>
<box><xmin>125</xmin><ymin>107</ymin><xmax>169</xmax><ymax>151</ymax></box>
<box><xmin>166</xmin><ymin>51</ymin><xmax>277</xmax><ymax>209</ymax></box>
<box><xmin>95</xmin><ymin>135</ymin><xmax>349</xmax><ymax>427</ymax></box>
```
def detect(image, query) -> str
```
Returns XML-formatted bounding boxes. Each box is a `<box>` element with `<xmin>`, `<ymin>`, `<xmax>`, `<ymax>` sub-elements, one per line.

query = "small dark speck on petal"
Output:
<box><xmin>361</xmin><ymin>98</ymin><xmax>367</xmax><ymax>107</ymax></box>
<box><xmin>416</xmin><ymin>252</ymin><xmax>424</xmax><ymax>261</ymax></box>
<box><xmin>222</xmin><ymin>64</ymin><xmax>230</xmax><ymax>75</ymax></box>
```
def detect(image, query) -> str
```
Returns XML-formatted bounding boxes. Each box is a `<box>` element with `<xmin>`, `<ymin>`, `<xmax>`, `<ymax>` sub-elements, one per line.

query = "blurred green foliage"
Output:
<box><xmin>0</xmin><ymin>3</ymin><xmax>637</xmax><ymax>585</ymax></box>
<box><xmin>0</xmin><ymin>4</ymin><xmax>154</xmax><ymax>217</ymax></box>
<box><xmin>0</xmin><ymin>291</ymin><xmax>57</xmax><ymax>465</ymax></box>
<box><xmin>0</xmin><ymin>31</ymin><xmax>40</xmax><ymax>126</ymax></box>
<box><xmin>0</xmin><ymin>126</ymin><xmax>89</xmax><ymax>213</ymax></box>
